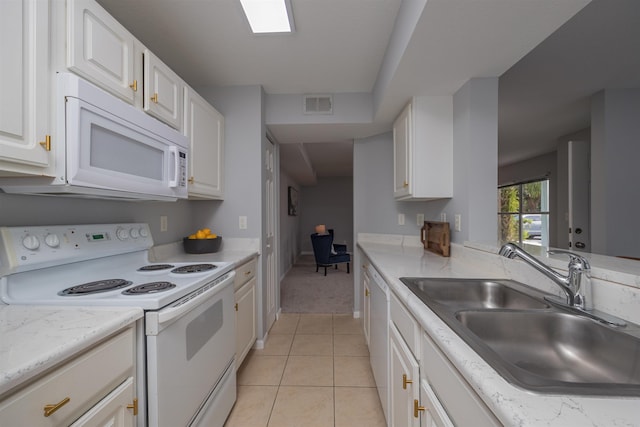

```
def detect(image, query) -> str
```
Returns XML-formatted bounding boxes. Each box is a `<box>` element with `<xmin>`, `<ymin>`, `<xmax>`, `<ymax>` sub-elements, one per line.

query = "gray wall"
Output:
<box><xmin>0</xmin><ymin>193</ymin><xmax>198</xmax><ymax>245</ymax></box>
<box><xmin>591</xmin><ymin>88</ymin><xmax>640</xmax><ymax>258</ymax></box>
<box><xmin>299</xmin><ymin>177</ymin><xmax>355</xmax><ymax>254</ymax></box>
<box><xmin>446</xmin><ymin>77</ymin><xmax>498</xmax><ymax>245</ymax></box>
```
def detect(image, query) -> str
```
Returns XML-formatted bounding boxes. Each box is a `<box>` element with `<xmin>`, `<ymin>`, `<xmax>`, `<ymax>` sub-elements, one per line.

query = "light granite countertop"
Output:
<box><xmin>358</xmin><ymin>238</ymin><xmax>640</xmax><ymax>427</ymax></box>
<box><xmin>0</xmin><ymin>305</ymin><xmax>142</xmax><ymax>398</ymax></box>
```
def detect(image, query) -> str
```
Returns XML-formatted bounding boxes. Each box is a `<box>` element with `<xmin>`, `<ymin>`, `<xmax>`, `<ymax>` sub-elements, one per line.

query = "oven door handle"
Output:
<box><xmin>146</xmin><ymin>271</ymin><xmax>235</xmax><ymax>335</ymax></box>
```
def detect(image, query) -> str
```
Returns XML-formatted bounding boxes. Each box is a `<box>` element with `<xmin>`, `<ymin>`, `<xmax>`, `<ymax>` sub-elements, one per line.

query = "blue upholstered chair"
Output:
<box><xmin>310</xmin><ymin>233</ymin><xmax>351</xmax><ymax>276</ymax></box>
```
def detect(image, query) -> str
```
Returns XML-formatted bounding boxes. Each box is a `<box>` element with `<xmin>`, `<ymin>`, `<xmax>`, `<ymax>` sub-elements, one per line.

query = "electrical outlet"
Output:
<box><xmin>417</xmin><ymin>213</ymin><xmax>424</xmax><ymax>225</ymax></box>
<box><xmin>239</xmin><ymin>216</ymin><xmax>247</xmax><ymax>230</ymax></box>
<box><xmin>440</xmin><ymin>212</ymin><xmax>447</xmax><ymax>222</ymax></box>
<box><xmin>398</xmin><ymin>213</ymin><xmax>405</xmax><ymax>225</ymax></box>
<box><xmin>454</xmin><ymin>214</ymin><xmax>462</xmax><ymax>232</ymax></box>
<box><xmin>160</xmin><ymin>216</ymin><xmax>168</xmax><ymax>232</ymax></box>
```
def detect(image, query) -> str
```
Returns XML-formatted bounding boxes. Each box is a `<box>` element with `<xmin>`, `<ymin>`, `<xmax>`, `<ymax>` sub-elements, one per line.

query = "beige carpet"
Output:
<box><xmin>280</xmin><ymin>255</ymin><xmax>354</xmax><ymax>313</ymax></box>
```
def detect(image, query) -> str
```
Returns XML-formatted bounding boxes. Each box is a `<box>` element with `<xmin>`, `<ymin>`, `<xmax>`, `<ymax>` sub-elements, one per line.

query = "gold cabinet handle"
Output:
<box><xmin>43</xmin><ymin>397</ymin><xmax>70</xmax><ymax>417</ymax></box>
<box><xmin>234</xmin><ymin>303</ymin><xmax>239</xmax><ymax>311</ymax></box>
<box><xmin>39</xmin><ymin>135</ymin><xmax>51</xmax><ymax>151</ymax></box>
<box><xmin>188</xmin><ymin>177</ymin><xmax>194</xmax><ymax>184</ymax></box>
<box><xmin>150</xmin><ymin>93</ymin><xmax>158</xmax><ymax>103</ymax></box>
<box><xmin>365</xmin><ymin>289</ymin><xmax>370</xmax><ymax>297</ymax></box>
<box><xmin>129</xmin><ymin>80</ymin><xmax>138</xmax><ymax>92</ymax></box>
<box><xmin>414</xmin><ymin>399</ymin><xmax>425</xmax><ymax>418</ymax></box>
<box><xmin>403</xmin><ymin>180</ymin><xmax>409</xmax><ymax>188</ymax></box>
<box><xmin>127</xmin><ymin>398</ymin><xmax>138</xmax><ymax>416</ymax></box>
<box><xmin>402</xmin><ymin>373</ymin><xmax>413</xmax><ymax>389</ymax></box>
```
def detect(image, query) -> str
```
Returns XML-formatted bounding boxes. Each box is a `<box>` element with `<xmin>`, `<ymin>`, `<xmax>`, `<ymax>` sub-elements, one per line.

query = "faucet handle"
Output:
<box><xmin>547</xmin><ymin>249</ymin><xmax>591</xmax><ymax>270</ymax></box>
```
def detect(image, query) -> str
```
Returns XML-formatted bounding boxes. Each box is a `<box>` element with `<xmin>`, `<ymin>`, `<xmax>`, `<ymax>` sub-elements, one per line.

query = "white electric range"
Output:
<box><xmin>0</xmin><ymin>223</ymin><xmax>237</xmax><ymax>427</ymax></box>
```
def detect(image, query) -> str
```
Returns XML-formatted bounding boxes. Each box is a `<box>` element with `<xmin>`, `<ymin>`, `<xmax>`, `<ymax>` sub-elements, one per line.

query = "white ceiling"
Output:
<box><xmin>97</xmin><ymin>0</ymin><xmax>616</xmax><ymax>183</ymax></box>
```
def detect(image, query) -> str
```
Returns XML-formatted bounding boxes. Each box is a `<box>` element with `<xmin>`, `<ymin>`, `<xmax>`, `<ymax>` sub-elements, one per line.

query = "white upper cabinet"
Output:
<box><xmin>67</xmin><ymin>0</ymin><xmax>138</xmax><ymax>105</ymax></box>
<box><xmin>0</xmin><ymin>0</ymin><xmax>52</xmax><ymax>175</ymax></box>
<box><xmin>184</xmin><ymin>86</ymin><xmax>225</xmax><ymax>199</ymax></box>
<box><xmin>393</xmin><ymin>97</ymin><xmax>453</xmax><ymax>201</ymax></box>
<box><xmin>144</xmin><ymin>50</ymin><xmax>184</xmax><ymax>131</ymax></box>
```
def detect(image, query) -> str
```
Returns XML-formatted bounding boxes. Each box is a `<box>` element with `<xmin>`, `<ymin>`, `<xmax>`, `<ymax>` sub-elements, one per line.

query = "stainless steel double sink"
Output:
<box><xmin>400</xmin><ymin>278</ymin><xmax>640</xmax><ymax>396</ymax></box>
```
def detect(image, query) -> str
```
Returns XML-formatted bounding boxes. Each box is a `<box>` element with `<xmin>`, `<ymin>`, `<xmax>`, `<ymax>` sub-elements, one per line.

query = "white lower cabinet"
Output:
<box><xmin>389</xmin><ymin>324</ymin><xmax>420</xmax><ymax>427</ymax></box>
<box><xmin>234</xmin><ymin>258</ymin><xmax>257</xmax><ymax>368</ymax></box>
<box><xmin>0</xmin><ymin>327</ymin><xmax>137</xmax><ymax>426</ymax></box>
<box><xmin>362</xmin><ymin>259</ymin><xmax>371</xmax><ymax>346</ymax></box>
<box><xmin>419</xmin><ymin>379</ymin><xmax>453</xmax><ymax>427</ymax></box>
<box><xmin>421</xmin><ymin>331</ymin><xmax>501</xmax><ymax>427</ymax></box>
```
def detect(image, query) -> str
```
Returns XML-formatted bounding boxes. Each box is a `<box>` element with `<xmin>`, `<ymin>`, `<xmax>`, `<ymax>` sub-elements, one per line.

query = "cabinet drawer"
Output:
<box><xmin>0</xmin><ymin>328</ymin><xmax>135</xmax><ymax>426</ymax></box>
<box><xmin>390</xmin><ymin>293</ymin><xmax>420</xmax><ymax>360</ymax></box>
<box><xmin>234</xmin><ymin>258</ymin><xmax>257</xmax><ymax>291</ymax></box>
<box><xmin>421</xmin><ymin>331</ymin><xmax>501</xmax><ymax>427</ymax></box>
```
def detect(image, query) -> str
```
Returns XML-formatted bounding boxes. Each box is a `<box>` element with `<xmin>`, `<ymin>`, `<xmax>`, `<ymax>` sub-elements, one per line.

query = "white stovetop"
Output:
<box><xmin>358</xmin><ymin>235</ymin><xmax>640</xmax><ymax>427</ymax></box>
<box><xmin>0</xmin><ymin>305</ymin><xmax>142</xmax><ymax>397</ymax></box>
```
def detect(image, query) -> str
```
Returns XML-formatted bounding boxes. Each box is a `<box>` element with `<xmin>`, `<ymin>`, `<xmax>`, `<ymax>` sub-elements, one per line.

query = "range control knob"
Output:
<box><xmin>129</xmin><ymin>228</ymin><xmax>140</xmax><ymax>239</ymax></box>
<box><xmin>22</xmin><ymin>234</ymin><xmax>40</xmax><ymax>251</ymax></box>
<box><xmin>116</xmin><ymin>228</ymin><xmax>129</xmax><ymax>241</ymax></box>
<box><xmin>140</xmin><ymin>227</ymin><xmax>149</xmax><ymax>238</ymax></box>
<box><xmin>44</xmin><ymin>234</ymin><xmax>60</xmax><ymax>248</ymax></box>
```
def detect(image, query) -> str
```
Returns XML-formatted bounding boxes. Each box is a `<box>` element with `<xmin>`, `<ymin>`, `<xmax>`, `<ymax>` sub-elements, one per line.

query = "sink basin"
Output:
<box><xmin>400</xmin><ymin>278</ymin><xmax>548</xmax><ymax>310</ymax></box>
<box><xmin>455</xmin><ymin>310</ymin><xmax>640</xmax><ymax>395</ymax></box>
<box><xmin>399</xmin><ymin>277</ymin><xmax>640</xmax><ymax>396</ymax></box>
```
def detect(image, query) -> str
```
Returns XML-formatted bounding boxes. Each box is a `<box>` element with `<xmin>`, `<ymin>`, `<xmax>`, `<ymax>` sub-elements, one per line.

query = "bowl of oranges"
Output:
<box><xmin>183</xmin><ymin>228</ymin><xmax>222</xmax><ymax>254</ymax></box>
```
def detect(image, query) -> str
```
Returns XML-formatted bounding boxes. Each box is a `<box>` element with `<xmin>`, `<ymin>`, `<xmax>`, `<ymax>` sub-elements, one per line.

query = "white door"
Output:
<box><xmin>264</xmin><ymin>138</ymin><xmax>277</xmax><ymax>331</ymax></box>
<box><xmin>144</xmin><ymin>49</ymin><xmax>183</xmax><ymax>130</ymax></box>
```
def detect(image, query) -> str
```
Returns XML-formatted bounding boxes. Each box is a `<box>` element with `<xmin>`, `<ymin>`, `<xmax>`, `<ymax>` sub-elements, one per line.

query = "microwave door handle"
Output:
<box><xmin>168</xmin><ymin>146</ymin><xmax>179</xmax><ymax>188</ymax></box>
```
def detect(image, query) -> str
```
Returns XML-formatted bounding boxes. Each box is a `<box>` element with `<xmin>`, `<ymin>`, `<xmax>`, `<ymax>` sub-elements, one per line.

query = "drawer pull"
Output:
<box><xmin>245</xmin><ymin>271</ymin><xmax>251</xmax><ymax>276</ymax></box>
<box><xmin>414</xmin><ymin>399</ymin><xmax>425</xmax><ymax>418</ymax></box>
<box><xmin>235</xmin><ymin>303</ymin><xmax>239</xmax><ymax>311</ymax></box>
<box><xmin>129</xmin><ymin>80</ymin><xmax>138</xmax><ymax>92</ymax></box>
<box><xmin>127</xmin><ymin>398</ymin><xmax>138</xmax><ymax>416</ymax></box>
<box><xmin>150</xmin><ymin>93</ymin><xmax>158</xmax><ymax>103</ymax></box>
<box><xmin>365</xmin><ymin>289</ymin><xmax>370</xmax><ymax>297</ymax></box>
<box><xmin>39</xmin><ymin>135</ymin><xmax>51</xmax><ymax>151</ymax></box>
<box><xmin>402</xmin><ymin>373</ymin><xmax>413</xmax><ymax>389</ymax></box>
<box><xmin>43</xmin><ymin>397</ymin><xmax>70</xmax><ymax>417</ymax></box>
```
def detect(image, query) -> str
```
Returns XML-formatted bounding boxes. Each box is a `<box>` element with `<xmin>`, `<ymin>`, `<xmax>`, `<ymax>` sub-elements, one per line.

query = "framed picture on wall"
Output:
<box><xmin>288</xmin><ymin>186</ymin><xmax>298</xmax><ymax>216</ymax></box>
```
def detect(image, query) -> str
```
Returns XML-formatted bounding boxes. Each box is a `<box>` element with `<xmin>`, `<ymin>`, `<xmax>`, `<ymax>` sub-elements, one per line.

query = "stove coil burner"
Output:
<box><xmin>122</xmin><ymin>281</ymin><xmax>176</xmax><ymax>295</ymax></box>
<box><xmin>171</xmin><ymin>264</ymin><xmax>217</xmax><ymax>274</ymax></box>
<box><xmin>59</xmin><ymin>279</ymin><xmax>133</xmax><ymax>296</ymax></box>
<box><xmin>138</xmin><ymin>264</ymin><xmax>175</xmax><ymax>272</ymax></box>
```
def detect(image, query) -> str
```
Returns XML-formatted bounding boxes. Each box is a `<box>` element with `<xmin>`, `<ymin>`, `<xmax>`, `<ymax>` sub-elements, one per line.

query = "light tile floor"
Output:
<box><xmin>224</xmin><ymin>313</ymin><xmax>387</xmax><ymax>427</ymax></box>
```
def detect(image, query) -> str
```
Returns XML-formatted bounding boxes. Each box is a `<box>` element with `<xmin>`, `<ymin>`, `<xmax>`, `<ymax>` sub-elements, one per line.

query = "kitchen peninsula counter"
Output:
<box><xmin>358</xmin><ymin>236</ymin><xmax>640</xmax><ymax>427</ymax></box>
<box><xmin>0</xmin><ymin>305</ymin><xmax>142</xmax><ymax>397</ymax></box>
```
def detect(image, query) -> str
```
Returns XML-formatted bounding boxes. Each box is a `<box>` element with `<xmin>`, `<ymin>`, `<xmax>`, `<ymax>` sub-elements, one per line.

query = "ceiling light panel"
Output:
<box><xmin>240</xmin><ymin>0</ymin><xmax>294</xmax><ymax>33</ymax></box>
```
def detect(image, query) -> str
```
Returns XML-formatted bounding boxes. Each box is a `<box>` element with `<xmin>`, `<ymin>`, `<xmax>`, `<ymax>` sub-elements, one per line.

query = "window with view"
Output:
<box><xmin>498</xmin><ymin>179</ymin><xmax>549</xmax><ymax>247</ymax></box>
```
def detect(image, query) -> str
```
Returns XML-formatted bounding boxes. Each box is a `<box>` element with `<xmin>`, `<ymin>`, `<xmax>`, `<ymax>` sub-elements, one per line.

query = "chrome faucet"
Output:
<box><xmin>499</xmin><ymin>243</ymin><xmax>592</xmax><ymax>310</ymax></box>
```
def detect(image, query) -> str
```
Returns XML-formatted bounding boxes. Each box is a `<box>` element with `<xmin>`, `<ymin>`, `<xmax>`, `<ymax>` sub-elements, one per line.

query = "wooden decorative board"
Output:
<box><xmin>420</xmin><ymin>221</ymin><xmax>451</xmax><ymax>257</ymax></box>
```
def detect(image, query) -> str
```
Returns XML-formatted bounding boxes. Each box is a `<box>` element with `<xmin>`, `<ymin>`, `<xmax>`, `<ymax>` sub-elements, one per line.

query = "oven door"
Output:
<box><xmin>65</xmin><ymin>96</ymin><xmax>188</xmax><ymax>199</ymax></box>
<box><xmin>145</xmin><ymin>272</ymin><xmax>236</xmax><ymax>427</ymax></box>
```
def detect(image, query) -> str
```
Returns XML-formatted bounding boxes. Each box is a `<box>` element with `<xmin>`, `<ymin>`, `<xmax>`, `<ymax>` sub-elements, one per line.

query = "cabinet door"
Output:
<box><xmin>389</xmin><ymin>324</ymin><xmax>420</xmax><ymax>427</ymax></box>
<box><xmin>363</xmin><ymin>267</ymin><xmax>371</xmax><ymax>346</ymax></box>
<box><xmin>235</xmin><ymin>277</ymin><xmax>256</xmax><ymax>368</ymax></box>
<box><xmin>69</xmin><ymin>377</ymin><xmax>135</xmax><ymax>427</ymax></box>
<box><xmin>419</xmin><ymin>379</ymin><xmax>454</xmax><ymax>427</ymax></box>
<box><xmin>67</xmin><ymin>0</ymin><xmax>137</xmax><ymax>104</ymax></box>
<box><xmin>144</xmin><ymin>50</ymin><xmax>183</xmax><ymax>130</ymax></box>
<box><xmin>393</xmin><ymin>102</ymin><xmax>411</xmax><ymax>198</ymax></box>
<box><xmin>184</xmin><ymin>86</ymin><xmax>225</xmax><ymax>199</ymax></box>
<box><xmin>0</xmin><ymin>0</ymin><xmax>51</xmax><ymax>175</ymax></box>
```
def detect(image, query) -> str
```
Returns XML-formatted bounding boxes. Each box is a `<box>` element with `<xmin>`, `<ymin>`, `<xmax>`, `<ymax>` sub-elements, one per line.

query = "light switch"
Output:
<box><xmin>239</xmin><ymin>216</ymin><xmax>247</xmax><ymax>229</ymax></box>
<box><xmin>160</xmin><ymin>216</ymin><xmax>168</xmax><ymax>232</ymax></box>
<box><xmin>398</xmin><ymin>213</ymin><xmax>405</xmax><ymax>225</ymax></box>
<box><xmin>454</xmin><ymin>214</ymin><xmax>461</xmax><ymax>232</ymax></box>
<box><xmin>417</xmin><ymin>213</ymin><xmax>424</xmax><ymax>225</ymax></box>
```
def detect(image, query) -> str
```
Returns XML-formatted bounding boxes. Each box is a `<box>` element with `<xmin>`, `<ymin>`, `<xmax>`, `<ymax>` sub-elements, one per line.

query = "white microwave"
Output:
<box><xmin>0</xmin><ymin>73</ymin><xmax>188</xmax><ymax>201</ymax></box>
